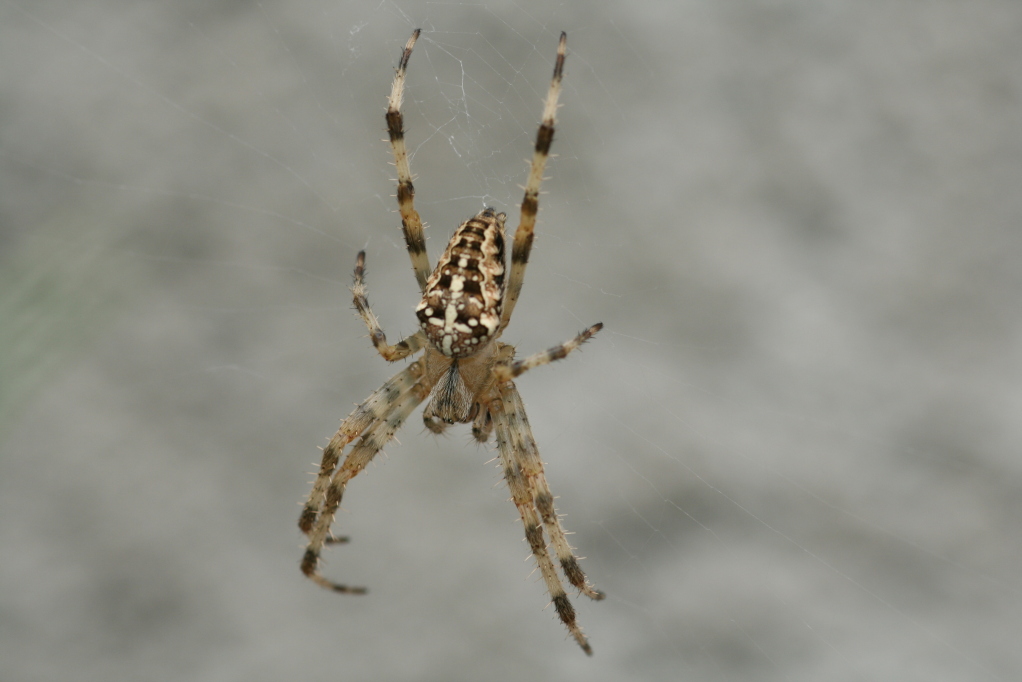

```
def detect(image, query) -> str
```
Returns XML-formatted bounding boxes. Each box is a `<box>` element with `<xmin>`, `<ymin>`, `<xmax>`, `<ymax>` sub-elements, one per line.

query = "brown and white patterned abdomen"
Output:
<box><xmin>416</xmin><ymin>208</ymin><xmax>506</xmax><ymax>357</ymax></box>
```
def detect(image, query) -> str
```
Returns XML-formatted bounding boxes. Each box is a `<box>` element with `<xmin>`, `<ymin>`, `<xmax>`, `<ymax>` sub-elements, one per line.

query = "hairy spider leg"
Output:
<box><xmin>500</xmin><ymin>32</ymin><xmax>567</xmax><ymax>333</ymax></box>
<box><xmin>386</xmin><ymin>29</ymin><xmax>432</xmax><ymax>292</ymax></box>
<box><xmin>352</xmin><ymin>251</ymin><xmax>426</xmax><ymax>361</ymax></box>
<box><xmin>300</xmin><ymin>361</ymin><xmax>428</xmax><ymax>593</ymax></box>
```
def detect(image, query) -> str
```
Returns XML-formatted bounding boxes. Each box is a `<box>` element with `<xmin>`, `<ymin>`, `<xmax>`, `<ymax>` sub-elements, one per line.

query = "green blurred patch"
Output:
<box><xmin>0</xmin><ymin>202</ymin><xmax>133</xmax><ymax>431</ymax></box>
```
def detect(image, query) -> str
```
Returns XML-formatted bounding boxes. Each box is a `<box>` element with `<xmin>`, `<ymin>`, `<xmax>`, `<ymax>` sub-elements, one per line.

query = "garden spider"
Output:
<box><xmin>298</xmin><ymin>30</ymin><xmax>605</xmax><ymax>655</ymax></box>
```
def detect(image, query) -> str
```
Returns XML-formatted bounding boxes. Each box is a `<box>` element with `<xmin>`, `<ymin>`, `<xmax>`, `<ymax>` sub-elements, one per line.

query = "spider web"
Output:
<box><xmin>2</xmin><ymin>1</ymin><xmax>1021</xmax><ymax>681</ymax></box>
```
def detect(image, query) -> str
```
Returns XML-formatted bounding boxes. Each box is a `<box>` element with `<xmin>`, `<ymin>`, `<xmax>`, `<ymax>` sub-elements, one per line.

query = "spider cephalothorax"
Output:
<box><xmin>298</xmin><ymin>30</ymin><xmax>605</xmax><ymax>655</ymax></box>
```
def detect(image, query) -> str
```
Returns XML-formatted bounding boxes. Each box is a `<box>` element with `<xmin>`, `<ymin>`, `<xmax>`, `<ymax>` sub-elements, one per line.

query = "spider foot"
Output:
<box><xmin>301</xmin><ymin>548</ymin><xmax>368</xmax><ymax>595</ymax></box>
<box><xmin>560</xmin><ymin>556</ymin><xmax>605</xmax><ymax>601</ymax></box>
<box><xmin>553</xmin><ymin>593</ymin><xmax>593</xmax><ymax>656</ymax></box>
<box><xmin>574</xmin><ymin>584</ymin><xmax>605</xmax><ymax>601</ymax></box>
<box><xmin>324</xmin><ymin>535</ymin><xmax>351</xmax><ymax>545</ymax></box>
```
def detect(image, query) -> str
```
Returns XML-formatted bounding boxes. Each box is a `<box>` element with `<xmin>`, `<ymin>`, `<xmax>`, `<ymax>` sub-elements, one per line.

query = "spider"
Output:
<box><xmin>298</xmin><ymin>29</ymin><xmax>605</xmax><ymax>655</ymax></box>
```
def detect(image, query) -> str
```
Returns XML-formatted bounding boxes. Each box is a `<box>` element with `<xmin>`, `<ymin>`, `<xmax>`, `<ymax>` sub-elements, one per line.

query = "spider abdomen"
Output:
<box><xmin>416</xmin><ymin>208</ymin><xmax>506</xmax><ymax>357</ymax></box>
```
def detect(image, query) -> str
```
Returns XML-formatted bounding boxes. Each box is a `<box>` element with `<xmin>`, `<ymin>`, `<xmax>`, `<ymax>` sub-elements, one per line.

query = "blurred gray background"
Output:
<box><xmin>2</xmin><ymin>1</ymin><xmax>1020</xmax><ymax>680</ymax></box>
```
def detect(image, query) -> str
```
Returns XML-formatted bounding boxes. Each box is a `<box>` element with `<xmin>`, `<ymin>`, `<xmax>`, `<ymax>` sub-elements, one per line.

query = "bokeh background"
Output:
<box><xmin>2</xmin><ymin>1</ymin><xmax>1020</xmax><ymax>680</ymax></box>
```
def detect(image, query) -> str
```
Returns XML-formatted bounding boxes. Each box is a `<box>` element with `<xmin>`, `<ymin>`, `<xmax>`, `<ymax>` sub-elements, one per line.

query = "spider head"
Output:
<box><xmin>415</xmin><ymin>208</ymin><xmax>507</xmax><ymax>357</ymax></box>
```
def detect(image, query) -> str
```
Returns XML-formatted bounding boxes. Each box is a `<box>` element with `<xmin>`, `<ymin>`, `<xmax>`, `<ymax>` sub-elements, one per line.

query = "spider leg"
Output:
<box><xmin>500</xmin><ymin>32</ymin><xmax>566</xmax><ymax>332</ymax></box>
<box><xmin>492</xmin><ymin>322</ymin><xmax>602</xmax><ymax>384</ymax></box>
<box><xmin>299</xmin><ymin>360</ymin><xmax>426</xmax><ymax>535</ymax></box>
<box><xmin>386</xmin><ymin>29</ymin><xmax>431</xmax><ymax>293</ymax></box>
<box><xmin>491</xmin><ymin>382</ymin><xmax>599</xmax><ymax>656</ymax></box>
<box><xmin>302</xmin><ymin>404</ymin><xmax>426</xmax><ymax>593</ymax></box>
<box><xmin>352</xmin><ymin>251</ymin><xmax>426</xmax><ymax>361</ymax></box>
<box><xmin>498</xmin><ymin>384</ymin><xmax>604</xmax><ymax>601</ymax></box>
<box><xmin>301</xmin><ymin>363</ymin><xmax>430</xmax><ymax>593</ymax></box>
